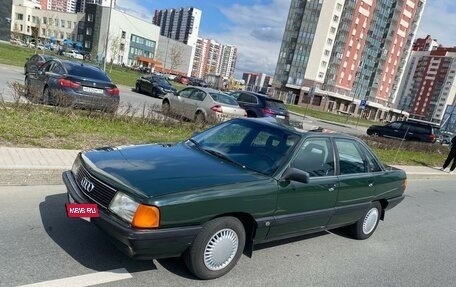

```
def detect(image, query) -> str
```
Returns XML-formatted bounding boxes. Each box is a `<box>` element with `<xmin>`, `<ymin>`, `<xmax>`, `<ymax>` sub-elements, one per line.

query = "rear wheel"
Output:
<box><xmin>184</xmin><ymin>217</ymin><xmax>245</xmax><ymax>280</ymax></box>
<box><xmin>42</xmin><ymin>86</ymin><xmax>51</xmax><ymax>105</ymax></box>
<box><xmin>195</xmin><ymin>111</ymin><xmax>206</xmax><ymax>123</ymax></box>
<box><xmin>162</xmin><ymin>100</ymin><xmax>170</xmax><ymax>115</ymax></box>
<box><xmin>349</xmin><ymin>201</ymin><xmax>382</xmax><ymax>240</ymax></box>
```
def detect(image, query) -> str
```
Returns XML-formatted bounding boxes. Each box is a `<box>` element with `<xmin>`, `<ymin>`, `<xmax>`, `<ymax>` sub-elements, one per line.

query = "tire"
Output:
<box><xmin>349</xmin><ymin>201</ymin><xmax>382</xmax><ymax>240</ymax></box>
<box><xmin>24</xmin><ymin>76</ymin><xmax>30</xmax><ymax>97</ymax></box>
<box><xmin>42</xmin><ymin>86</ymin><xmax>51</xmax><ymax>105</ymax></box>
<box><xmin>195</xmin><ymin>111</ymin><xmax>206</xmax><ymax>123</ymax></box>
<box><xmin>162</xmin><ymin>100</ymin><xmax>170</xmax><ymax>115</ymax></box>
<box><xmin>135</xmin><ymin>83</ymin><xmax>141</xmax><ymax>93</ymax></box>
<box><xmin>184</xmin><ymin>217</ymin><xmax>245</xmax><ymax>280</ymax></box>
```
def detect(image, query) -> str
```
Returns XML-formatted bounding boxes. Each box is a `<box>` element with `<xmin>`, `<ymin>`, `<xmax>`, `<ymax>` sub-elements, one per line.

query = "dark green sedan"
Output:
<box><xmin>63</xmin><ymin>118</ymin><xmax>406</xmax><ymax>279</ymax></box>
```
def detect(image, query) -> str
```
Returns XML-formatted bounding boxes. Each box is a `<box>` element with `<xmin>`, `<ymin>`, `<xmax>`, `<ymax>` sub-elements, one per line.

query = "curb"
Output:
<box><xmin>0</xmin><ymin>168</ymin><xmax>67</xmax><ymax>186</ymax></box>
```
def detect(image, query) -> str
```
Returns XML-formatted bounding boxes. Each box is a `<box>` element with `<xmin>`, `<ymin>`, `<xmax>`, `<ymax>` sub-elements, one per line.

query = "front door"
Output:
<box><xmin>268</xmin><ymin>137</ymin><xmax>338</xmax><ymax>240</ymax></box>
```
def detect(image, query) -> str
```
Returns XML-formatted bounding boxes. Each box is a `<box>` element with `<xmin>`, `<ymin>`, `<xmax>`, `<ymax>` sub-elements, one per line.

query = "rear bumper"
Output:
<box><xmin>62</xmin><ymin>170</ymin><xmax>201</xmax><ymax>259</ymax></box>
<box><xmin>53</xmin><ymin>88</ymin><xmax>119</xmax><ymax>112</ymax></box>
<box><xmin>384</xmin><ymin>194</ymin><xmax>405</xmax><ymax>211</ymax></box>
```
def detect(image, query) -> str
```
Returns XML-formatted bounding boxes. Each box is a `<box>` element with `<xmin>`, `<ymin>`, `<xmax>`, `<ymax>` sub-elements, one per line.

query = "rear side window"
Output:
<box><xmin>291</xmin><ymin>138</ymin><xmax>335</xmax><ymax>177</ymax></box>
<box><xmin>335</xmin><ymin>139</ymin><xmax>367</xmax><ymax>175</ymax></box>
<box><xmin>210</xmin><ymin>93</ymin><xmax>238</xmax><ymax>105</ymax></box>
<box><xmin>265</xmin><ymin>99</ymin><xmax>286</xmax><ymax>110</ymax></box>
<box><xmin>237</xmin><ymin>93</ymin><xmax>258</xmax><ymax>104</ymax></box>
<box><xmin>66</xmin><ymin>65</ymin><xmax>111</xmax><ymax>81</ymax></box>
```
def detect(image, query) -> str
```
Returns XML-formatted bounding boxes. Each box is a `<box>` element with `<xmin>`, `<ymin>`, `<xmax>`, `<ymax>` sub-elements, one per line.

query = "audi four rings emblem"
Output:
<box><xmin>80</xmin><ymin>177</ymin><xmax>95</xmax><ymax>192</ymax></box>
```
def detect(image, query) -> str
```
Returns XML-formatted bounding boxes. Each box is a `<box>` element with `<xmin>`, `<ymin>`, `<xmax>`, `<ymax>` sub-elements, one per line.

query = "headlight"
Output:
<box><xmin>109</xmin><ymin>192</ymin><xmax>139</xmax><ymax>223</ymax></box>
<box><xmin>109</xmin><ymin>192</ymin><xmax>160</xmax><ymax>228</ymax></box>
<box><xmin>71</xmin><ymin>157</ymin><xmax>82</xmax><ymax>174</ymax></box>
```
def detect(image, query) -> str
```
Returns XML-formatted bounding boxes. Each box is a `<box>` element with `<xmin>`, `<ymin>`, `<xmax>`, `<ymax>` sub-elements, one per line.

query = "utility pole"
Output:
<box><xmin>102</xmin><ymin>0</ymin><xmax>113</xmax><ymax>72</ymax></box>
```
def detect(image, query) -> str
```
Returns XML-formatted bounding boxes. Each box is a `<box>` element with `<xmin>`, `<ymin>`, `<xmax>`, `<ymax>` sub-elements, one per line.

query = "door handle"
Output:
<box><xmin>327</xmin><ymin>183</ymin><xmax>337</xmax><ymax>191</ymax></box>
<box><xmin>368</xmin><ymin>182</ymin><xmax>374</xmax><ymax>187</ymax></box>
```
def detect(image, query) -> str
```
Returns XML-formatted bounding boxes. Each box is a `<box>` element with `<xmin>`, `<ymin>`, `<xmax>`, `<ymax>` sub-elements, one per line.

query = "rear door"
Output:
<box><xmin>327</xmin><ymin>138</ymin><xmax>375</xmax><ymax>228</ymax></box>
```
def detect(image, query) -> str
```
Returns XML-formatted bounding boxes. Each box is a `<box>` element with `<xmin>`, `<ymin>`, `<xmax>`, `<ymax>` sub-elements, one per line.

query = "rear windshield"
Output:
<box><xmin>265</xmin><ymin>99</ymin><xmax>287</xmax><ymax>110</ymax></box>
<box><xmin>210</xmin><ymin>92</ymin><xmax>239</xmax><ymax>106</ymax></box>
<box><xmin>66</xmin><ymin>64</ymin><xmax>111</xmax><ymax>82</ymax></box>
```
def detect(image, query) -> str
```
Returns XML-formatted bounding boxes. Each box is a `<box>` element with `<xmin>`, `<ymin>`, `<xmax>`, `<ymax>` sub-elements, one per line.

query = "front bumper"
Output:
<box><xmin>62</xmin><ymin>171</ymin><xmax>201</xmax><ymax>259</ymax></box>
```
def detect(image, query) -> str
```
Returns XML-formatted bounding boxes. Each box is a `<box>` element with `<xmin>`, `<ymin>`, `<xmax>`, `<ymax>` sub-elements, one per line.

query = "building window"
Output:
<box><xmin>121</xmin><ymin>31</ymin><xmax>126</xmax><ymax>39</ymax></box>
<box><xmin>16</xmin><ymin>13</ymin><xmax>23</xmax><ymax>20</ymax></box>
<box><xmin>27</xmin><ymin>15</ymin><xmax>30</xmax><ymax>22</ymax></box>
<box><xmin>336</xmin><ymin>3</ymin><xmax>343</xmax><ymax>11</ymax></box>
<box><xmin>87</xmin><ymin>14</ymin><xmax>94</xmax><ymax>22</ymax></box>
<box><xmin>333</xmin><ymin>15</ymin><xmax>339</xmax><ymax>22</ymax></box>
<box><xmin>86</xmin><ymin>27</ymin><xmax>92</xmax><ymax>36</ymax></box>
<box><xmin>330</xmin><ymin>26</ymin><xmax>336</xmax><ymax>34</ymax></box>
<box><xmin>85</xmin><ymin>41</ymin><xmax>91</xmax><ymax>48</ymax></box>
<box><xmin>61</xmin><ymin>20</ymin><xmax>65</xmax><ymax>28</ymax></box>
<box><xmin>120</xmin><ymin>43</ymin><xmax>125</xmax><ymax>51</ymax></box>
<box><xmin>67</xmin><ymin>21</ymin><xmax>71</xmax><ymax>29</ymax></box>
<box><xmin>42</xmin><ymin>17</ymin><xmax>47</xmax><ymax>24</ymax></box>
<box><xmin>42</xmin><ymin>28</ymin><xmax>46</xmax><ymax>35</ymax></box>
<box><xmin>324</xmin><ymin>49</ymin><xmax>330</xmax><ymax>56</ymax></box>
<box><xmin>318</xmin><ymin>72</ymin><xmax>324</xmax><ymax>78</ymax></box>
<box><xmin>321</xmin><ymin>61</ymin><xmax>327</xmax><ymax>68</ymax></box>
<box><xmin>27</xmin><ymin>26</ymin><xmax>30</xmax><ymax>33</ymax></box>
<box><xmin>55</xmin><ymin>19</ymin><xmax>59</xmax><ymax>27</ymax></box>
<box><xmin>327</xmin><ymin>38</ymin><xmax>333</xmax><ymax>45</ymax></box>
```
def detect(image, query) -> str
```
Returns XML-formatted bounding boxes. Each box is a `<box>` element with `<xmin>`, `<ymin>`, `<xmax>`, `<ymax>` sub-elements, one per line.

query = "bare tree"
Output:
<box><xmin>169</xmin><ymin>44</ymin><xmax>184</xmax><ymax>73</ymax></box>
<box><xmin>108</xmin><ymin>35</ymin><xmax>121</xmax><ymax>73</ymax></box>
<box><xmin>11</xmin><ymin>23</ymin><xmax>21</xmax><ymax>40</ymax></box>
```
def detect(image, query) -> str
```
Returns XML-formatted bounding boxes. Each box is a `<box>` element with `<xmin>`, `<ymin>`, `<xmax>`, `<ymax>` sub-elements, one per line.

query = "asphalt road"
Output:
<box><xmin>0</xmin><ymin>179</ymin><xmax>455</xmax><ymax>287</ymax></box>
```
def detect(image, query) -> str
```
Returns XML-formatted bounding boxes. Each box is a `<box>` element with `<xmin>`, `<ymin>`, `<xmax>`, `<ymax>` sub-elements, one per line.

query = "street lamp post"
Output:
<box><xmin>102</xmin><ymin>0</ymin><xmax>113</xmax><ymax>71</ymax></box>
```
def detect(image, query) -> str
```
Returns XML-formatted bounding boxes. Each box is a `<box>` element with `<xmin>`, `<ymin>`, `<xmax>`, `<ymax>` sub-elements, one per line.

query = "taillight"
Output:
<box><xmin>429</xmin><ymin>134</ymin><xmax>436</xmax><ymax>141</ymax></box>
<box><xmin>58</xmin><ymin>78</ymin><xmax>81</xmax><ymax>89</ymax></box>
<box><xmin>211</xmin><ymin>105</ymin><xmax>223</xmax><ymax>113</ymax></box>
<box><xmin>262</xmin><ymin>108</ymin><xmax>275</xmax><ymax>115</ymax></box>
<box><xmin>107</xmin><ymin>87</ymin><xmax>119</xmax><ymax>96</ymax></box>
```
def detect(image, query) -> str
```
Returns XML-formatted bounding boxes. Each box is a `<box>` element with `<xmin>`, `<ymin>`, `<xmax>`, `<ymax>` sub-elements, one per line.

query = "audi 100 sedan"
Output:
<box><xmin>63</xmin><ymin>118</ymin><xmax>406</xmax><ymax>280</ymax></box>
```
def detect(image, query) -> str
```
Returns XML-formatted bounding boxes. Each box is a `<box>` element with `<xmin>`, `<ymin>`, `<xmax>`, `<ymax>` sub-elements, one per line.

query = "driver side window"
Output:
<box><xmin>291</xmin><ymin>138</ymin><xmax>334</xmax><ymax>177</ymax></box>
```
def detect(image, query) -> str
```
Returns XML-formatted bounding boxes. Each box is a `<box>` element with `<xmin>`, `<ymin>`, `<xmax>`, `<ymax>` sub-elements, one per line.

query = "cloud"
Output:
<box><xmin>203</xmin><ymin>0</ymin><xmax>291</xmax><ymax>77</ymax></box>
<box><xmin>416</xmin><ymin>0</ymin><xmax>456</xmax><ymax>47</ymax></box>
<box><xmin>115</xmin><ymin>0</ymin><xmax>153</xmax><ymax>21</ymax></box>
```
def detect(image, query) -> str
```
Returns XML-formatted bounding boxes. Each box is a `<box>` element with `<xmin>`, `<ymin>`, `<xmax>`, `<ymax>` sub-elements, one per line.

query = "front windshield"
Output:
<box><xmin>190</xmin><ymin>119</ymin><xmax>301</xmax><ymax>175</ymax></box>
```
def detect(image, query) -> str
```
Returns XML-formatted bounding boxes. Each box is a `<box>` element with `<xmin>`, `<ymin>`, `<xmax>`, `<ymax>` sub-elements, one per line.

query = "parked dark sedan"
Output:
<box><xmin>230</xmin><ymin>91</ymin><xmax>290</xmax><ymax>124</ymax></box>
<box><xmin>63</xmin><ymin>118</ymin><xmax>406</xmax><ymax>279</ymax></box>
<box><xmin>25</xmin><ymin>59</ymin><xmax>119</xmax><ymax>113</ymax></box>
<box><xmin>135</xmin><ymin>74</ymin><xmax>177</xmax><ymax>98</ymax></box>
<box><xmin>24</xmin><ymin>54</ymin><xmax>54</xmax><ymax>75</ymax></box>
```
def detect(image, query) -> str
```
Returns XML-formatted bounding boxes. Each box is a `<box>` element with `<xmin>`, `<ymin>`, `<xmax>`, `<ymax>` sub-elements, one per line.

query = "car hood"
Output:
<box><xmin>81</xmin><ymin>142</ymin><xmax>266</xmax><ymax>198</ymax></box>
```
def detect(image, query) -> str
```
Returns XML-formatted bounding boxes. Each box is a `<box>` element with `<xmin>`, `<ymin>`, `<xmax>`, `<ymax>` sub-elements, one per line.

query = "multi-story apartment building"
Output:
<box><xmin>273</xmin><ymin>0</ymin><xmax>425</xmax><ymax>122</ymax></box>
<box><xmin>218</xmin><ymin>44</ymin><xmax>237</xmax><ymax>78</ymax></box>
<box><xmin>153</xmin><ymin>7</ymin><xmax>201</xmax><ymax>76</ymax></box>
<box><xmin>76</xmin><ymin>0</ymin><xmax>114</xmax><ymax>13</ymax></box>
<box><xmin>0</xmin><ymin>0</ymin><xmax>13</xmax><ymax>41</ymax></box>
<box><xmin>412</xmin><ymin>34</ymin><xmax>439</xmax><ymax>51</ymax></box>
<box><xmin>396</xmin><ymin>39</ymin><xmax>456</xmax><ymax>128</ymax></box>
<box><xmin>243</xmin><ymin>72</ymin><xmax>272</xmax><ymax>93</ymax></box>
<box><xmin>191</xmin><ymin>37</ymin><xmax>237</xmax><ymax>79</ymax></box>
<box><xmin>11</xmin><ymin>0</ymin><xmax>84</xmax><ymax>42</ymax></box>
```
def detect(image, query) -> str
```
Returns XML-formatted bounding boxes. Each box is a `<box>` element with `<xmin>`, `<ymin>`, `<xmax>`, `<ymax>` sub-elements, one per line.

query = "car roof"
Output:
<box><xmin>236</xmin><ymin>117</ymin><xmax>358</xmax><ymax>140</ymax></box>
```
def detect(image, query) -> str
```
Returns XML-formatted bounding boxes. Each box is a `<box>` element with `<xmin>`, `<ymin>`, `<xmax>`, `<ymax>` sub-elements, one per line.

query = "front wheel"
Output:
<box><xmin>162</xmin><ymin>100</ymin><xmax>170</xmax><ymax>115</ymax></box>
<box><xmin>349</xmin><ymin>201</ymin><xmax>382</xmax><ymax>240</ymax></box>
<box><xmin>184</xmin><ymin>217</ymin><xmax>245</xmax><ymax>280</ymax></box>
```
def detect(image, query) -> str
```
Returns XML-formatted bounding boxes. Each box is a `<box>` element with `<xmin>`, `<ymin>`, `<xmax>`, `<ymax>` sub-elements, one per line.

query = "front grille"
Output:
<box><xmin>74</xmin><ymin>165</ymin><xmax>117</xmax><ymax>208</ymax></box>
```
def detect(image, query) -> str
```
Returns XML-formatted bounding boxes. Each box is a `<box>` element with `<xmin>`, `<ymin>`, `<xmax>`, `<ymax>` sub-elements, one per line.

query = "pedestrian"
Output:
<box><xmin>440</xmin><ymin>135</ymin><xmax>456</xmax><ymax>174</ymax></box>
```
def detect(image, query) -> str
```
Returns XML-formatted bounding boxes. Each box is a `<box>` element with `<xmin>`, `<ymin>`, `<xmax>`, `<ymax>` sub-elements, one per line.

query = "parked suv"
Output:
<box><xmin>366</xmin><ymin>120</ymin><xmax>438</xmax><ymax>143</ymax></box>
<box><xmin>230</xmin><ymin>91</ymin><xmax>290</xmax><ymax>124</ymax></box>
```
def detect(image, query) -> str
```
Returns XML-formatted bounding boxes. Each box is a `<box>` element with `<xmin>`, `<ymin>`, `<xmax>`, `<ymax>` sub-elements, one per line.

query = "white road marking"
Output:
<box><xmin>17</xmin><ymin>268</ymin><xmax>132</xmax><ymax>287</ymax></box>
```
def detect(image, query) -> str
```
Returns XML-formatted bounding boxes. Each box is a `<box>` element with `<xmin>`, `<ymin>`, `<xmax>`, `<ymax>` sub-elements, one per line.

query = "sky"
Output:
<box><xmin>115</xmin><ymin>0</ymin><xmax>456</xmax><ymax>78</ymax></box>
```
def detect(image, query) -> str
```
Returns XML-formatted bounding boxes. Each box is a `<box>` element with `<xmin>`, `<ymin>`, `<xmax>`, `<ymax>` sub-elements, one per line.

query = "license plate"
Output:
<box><xmin>276</xmin><ymin>115</ymin><xmax>285</xmax><ymax>119</ymax></box>
<box><xmin>82</xmin><ymin>86</ymin><xmax>104</xmax><ymax>94</ymax></box>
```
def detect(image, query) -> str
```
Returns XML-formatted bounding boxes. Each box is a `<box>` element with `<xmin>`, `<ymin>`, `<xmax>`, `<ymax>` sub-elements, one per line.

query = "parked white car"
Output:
<box><xmin>162</xmin><ymin>86</ymin><xmax>246</xmax><ymax>123</ymax></box>
<box><xmin>64</xmin><ymin>50</ymin><xmax>84</xmax><ymax>60</ymax></box>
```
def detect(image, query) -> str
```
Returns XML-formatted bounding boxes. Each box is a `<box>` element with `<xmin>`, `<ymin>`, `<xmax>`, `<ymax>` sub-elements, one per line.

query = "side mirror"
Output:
<box><xmin>281</xmin><ymin>167</ymin><xmax>310</xmax><ymax>183</ymax></box>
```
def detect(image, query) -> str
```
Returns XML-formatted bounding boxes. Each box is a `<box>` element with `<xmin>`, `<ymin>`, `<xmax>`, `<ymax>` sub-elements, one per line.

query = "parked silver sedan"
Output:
<box><xmin>162</xmin><ymin>87</ymin><xmax>246</xmax><ymax>123</ymax></box>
